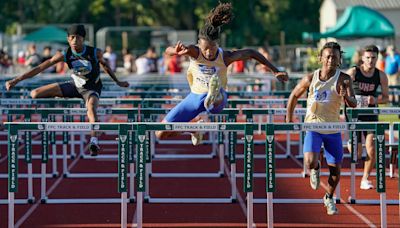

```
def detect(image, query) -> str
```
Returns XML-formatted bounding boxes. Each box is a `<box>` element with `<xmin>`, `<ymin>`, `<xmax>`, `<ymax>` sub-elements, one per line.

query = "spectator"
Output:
<box><xmin>122</xmin><ymin>48</ymin><xmax>136</xmax><ymax>74</ymax></box>
<box><xmin>42</xmin><ymin>46</ymin><xmax>56</xmax><ymax>73</ymax></box>
<box><xmin>351</xmin><ymin>48</ymin><xmax>362</xmax><ymax>67</ymax></box>
<box><xmin>256</xmin><ymin>47</ymin><xmax>271</xmax><ymax>72</ymax></box>
<box><xmin>103</xmin><ymin>45</ymin><xmax>117</xmax><ymax>72</ymax></box>
<box><xmin>384</xmin><ymin>45</ymin><xmax>400</xmax><ymax>86</ymax></box>
<box><xmin>55</xmin><ymin>49</ymin><xmax>67</xmax><ymax>74</ymax></box>
<box><xmin>135</xmin><ymin>46</ymin><xmax>160</xmax><ymax>75</ymax></box>
<box><xmin>145</xmin><ymin>46</ymin><xmax>159</xmax><ymax>73</ymax></box>
<box><xmin>0</xmin><ymin>50</ymin><xmax>12</xmax><ymax>74</ymax></box>
<box><xmin>167</xmin><ymin>54</ymin><xmax>182</xmax><ymax>75</ymax></box>
<box><xmin>25</xmin><ymin>44</ymin><xmax>41</xmax><ymax>69</ymax></box>
<box><xmin>375</xmin><ymin>46</ymin><xmax>386</xmax><ymax>72</ymax></box>
<box><xmin>17</xmin><ymin>51</ymin><xmax>26</xmax><ymax>65</ymax></box>
<box><xmin>135</xmin><ymin>55</ymin><xmax>150</xmax><ymax>75</ymax></box>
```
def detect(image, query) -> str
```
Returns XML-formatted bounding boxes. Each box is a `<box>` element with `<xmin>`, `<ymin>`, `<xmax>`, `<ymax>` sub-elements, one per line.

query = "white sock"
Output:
<box><xmin>90</xmin><ymin>137</ymin><xmax>98</xmax><ymax>144</ymax></box>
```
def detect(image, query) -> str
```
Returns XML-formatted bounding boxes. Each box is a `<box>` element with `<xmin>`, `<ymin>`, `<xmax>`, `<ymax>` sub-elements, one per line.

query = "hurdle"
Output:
<box><xmin>6</xmin><ymin>122</ymin><xmax>134</xmax><ymax>228</ymax></box>
<box><xmin>346</xmin><ymin>107</ymin><xmax>400</xmax><ymax>203</ymax></box>
<box><xmin>4</xmin><ymin>114</ymin><xmax>397</xmax><ymax>228</ymax></box>
<box><xmin>260</xmin><ymin>122</ymin><xmax>390</xmax><ymax>228</ymax></box>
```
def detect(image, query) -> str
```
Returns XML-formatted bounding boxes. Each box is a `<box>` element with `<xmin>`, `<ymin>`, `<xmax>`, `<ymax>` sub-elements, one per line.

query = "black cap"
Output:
<box><xmin>67</xmin><ymin>24</ymin><xmax>86</xmax><ymax>38</ymax></box>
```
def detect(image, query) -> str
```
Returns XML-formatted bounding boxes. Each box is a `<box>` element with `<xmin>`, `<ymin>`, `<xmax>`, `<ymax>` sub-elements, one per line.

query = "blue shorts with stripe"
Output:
<box><xmin>165</xmin><ymin>89</ymin><xmax>227</xmax><ymax>122</ymax></box>
<box><xmin>303</xmin><ymin>131</ymin><xmax>343</xmax><ymax>165</ymax></box>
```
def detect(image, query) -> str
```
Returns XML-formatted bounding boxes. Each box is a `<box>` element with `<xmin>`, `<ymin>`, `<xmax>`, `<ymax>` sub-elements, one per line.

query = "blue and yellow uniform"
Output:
<box><xmin>303</xmin><ymin>69</ymin><xmax>344</xmax><ymax>164</ymax></box>
<box><xmin>165</xmin><ymin>47</ymin><xmax>228</xmax><ymax>122</ymax></box>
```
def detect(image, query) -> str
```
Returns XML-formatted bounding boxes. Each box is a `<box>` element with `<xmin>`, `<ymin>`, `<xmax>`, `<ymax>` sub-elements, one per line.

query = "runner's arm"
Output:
<box><xmin>286</xmin><ymin>73</ymin><xmax>312</xmax><ymax>122</ymax></box>
<box><xmin>5</xmin><ymin>52</ymin><xmax>63</xmax><ymax>90</ymax></box>
<box><xmin>97</xmin><ymin>49</ymin><xmax>129</xmax><ymax>87</ymax></box>
<box><xmin>224</xmin><ymin>49</ymin><xmax>288</xmax><ymax>82</ymax></box>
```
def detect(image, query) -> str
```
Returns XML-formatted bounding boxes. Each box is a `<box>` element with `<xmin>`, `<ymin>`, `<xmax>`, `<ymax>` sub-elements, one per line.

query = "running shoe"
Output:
<box><xmin>204</xmin><ymin>74</ymin><xmax>221</xmax><ymax>111</ymax></box>
<box><xmin>89</xmin><ymin>137</ymin><xmax>100</xmax><ymax>156</ymax></box>
<box><xmin>191</xmin><ymin>132</ymin><xmax>203</xmax><ymax>146</ymax></box>
<box><xmin>191</xmin><ymin>120</ymin><xmax>204</xmax><ymax>146</ymax></box>
<box><xmin>360</xmin><ymin>179</ymin><xmax>374</xmax><ymax>190</ymax></box>
<box><xmin>323</xmin><ymin>195</ymin><xmax>338</xmax><ymax>215</ymax></box>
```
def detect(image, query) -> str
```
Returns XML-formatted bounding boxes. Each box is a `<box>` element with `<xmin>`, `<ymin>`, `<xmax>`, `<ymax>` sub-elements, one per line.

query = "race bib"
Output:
<box><xmin>71</xmin><ymin>59</ymin><xmax>92</xmax><ymax>76</ymax></box>
<box><xmin>71</xmin><ymin>73</ymin><xmax>87</xmax><ymax>88</ymax></box>
<box><xmin>355</xmin><ymin>95</ymin><xmax>369</xmax><ymax>107</ymax></box>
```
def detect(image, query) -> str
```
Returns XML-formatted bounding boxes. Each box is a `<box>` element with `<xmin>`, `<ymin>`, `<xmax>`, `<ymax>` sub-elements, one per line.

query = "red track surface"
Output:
<box><xmin>1</xmin><ymin>133</ymin><xmax>399</xmax><ymax>228</ymax></box>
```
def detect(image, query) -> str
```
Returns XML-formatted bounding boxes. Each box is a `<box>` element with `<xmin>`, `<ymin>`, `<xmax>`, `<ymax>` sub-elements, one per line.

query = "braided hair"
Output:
<box><xmin>199</xmin><ymin>2</ymin><xmax>234</xmax><ymax>42</ymax></box>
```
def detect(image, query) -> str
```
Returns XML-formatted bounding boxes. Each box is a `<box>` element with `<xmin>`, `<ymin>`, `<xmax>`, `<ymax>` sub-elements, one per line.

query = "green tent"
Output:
<box><xmin>303</xmin><ymin>5</ymin><xmax>395</xmax><ymax>41</ymax></box>
<box><xmin>22</xmin><ymin>26</ymin><xmax>68</xmax><ymax>43</ymax></box>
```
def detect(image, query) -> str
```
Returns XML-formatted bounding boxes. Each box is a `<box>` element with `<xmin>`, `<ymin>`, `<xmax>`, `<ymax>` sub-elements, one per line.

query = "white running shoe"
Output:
<box><xmin>191</xmin><ymin>132</ymin><xmax>203</xmax><ymax>146</ymax></box>
<box><xmin>89</xmin><ymin>137</ymin><xmax>100</xmax><ymax>156</ymax></box>
<box><xmin>310</xmin><ymin>161</ymin><xmax>321</xmax><ymax>190</ymax></box>
<box><xmin>323</xmin><ymin>195</ymin><xmax>338</xmax><ymax>215</ymax></box>
<box><xmin>204</xmin><ymin>74</ymin><xmax>221</xmax><ymax>111</ymax></box>
<box><xmin>360</xmin><ymin>179</ymin><xmax>374</xmax><ymax>190</ymax></box>
<box><xmin>191</xmin><ymin>120</ymin><xmax>204</xmax><ymax>146</ymax></box>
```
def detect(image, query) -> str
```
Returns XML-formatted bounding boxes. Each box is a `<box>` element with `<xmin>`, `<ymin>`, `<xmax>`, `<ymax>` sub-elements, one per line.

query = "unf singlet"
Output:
<box><xmin>187</xmin><ymin>47</ymin><xmax>228</xmax><ymax>94</ymax></box>
<box><xmin>304</xmin><ymin>69</ymin><xmax>342</xmax><ymax>133</ymax></box>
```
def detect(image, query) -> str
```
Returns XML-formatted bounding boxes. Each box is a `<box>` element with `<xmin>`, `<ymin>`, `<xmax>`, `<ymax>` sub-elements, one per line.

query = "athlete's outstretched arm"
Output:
<box><xmin>97</xmin><ymin>49</ymin><xmax>129</xmax><ymax>88</ymax></box>
<box><xmin>165</xmin><ymin>41</ymin><xmax>199</xmax><ymax>59</ymax></box>
<box><xmin>286</xmin><ymin>73</ymin><xmax>312</xmax><ymax>122</ymax></box>
<box><xmin>5</xmin><ymin>53</ymin><xmax>63</xmax><ymax>91</ymax></box>
<box><xmin>224</xmin><ymin>49</ymin><xmax>288</xmax><ymax>82</ymax></box>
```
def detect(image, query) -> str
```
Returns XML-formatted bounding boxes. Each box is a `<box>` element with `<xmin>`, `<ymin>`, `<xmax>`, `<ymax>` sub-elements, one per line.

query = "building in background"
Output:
<box><xmin>320</xmin><ymin>0</ymin><xmax>400</xmax><ymax>48</ymax></box>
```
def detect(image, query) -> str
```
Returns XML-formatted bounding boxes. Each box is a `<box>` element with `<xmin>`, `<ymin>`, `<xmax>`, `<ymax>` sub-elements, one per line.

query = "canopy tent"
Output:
<box><xmin>303</xmin><ymin>5</ymin><xmax>395</xmax><ymax>41</ymax></box>
<box><xmin>22</xmin><ymin>26</ymin><xmax>68</xmax><ymax>43</ymax></box>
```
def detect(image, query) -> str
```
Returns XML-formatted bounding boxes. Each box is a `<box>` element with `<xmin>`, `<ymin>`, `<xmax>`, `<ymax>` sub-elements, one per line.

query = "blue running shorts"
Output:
<box><xmin>303</xmin><ymin>131</ymin><xmax>343</xmax><ymax>165</ymax></box>
<box><xmin>165</xmin><ymin>89</ymin><xmax>227</xmax><ymax>122</ymax></box>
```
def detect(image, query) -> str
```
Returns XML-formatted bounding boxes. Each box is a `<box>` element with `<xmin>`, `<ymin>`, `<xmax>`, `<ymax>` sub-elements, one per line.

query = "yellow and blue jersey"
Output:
<box><xmin>304</xmin><ymin>69</ymin><xmax>342</xmax><ymax>134</ymax></box>
<box><xmin>187</xmin><ymin>47</ymin><xmax>227</xmax><ymax>94</ymax></box>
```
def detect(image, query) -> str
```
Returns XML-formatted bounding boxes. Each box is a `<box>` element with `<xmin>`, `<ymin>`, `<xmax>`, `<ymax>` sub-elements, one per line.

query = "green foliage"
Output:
<box><xmin>0</xmin><ymin>0</ymin><xmax>322</xmax><ymax>46</ymax></box>
<box><xmin>305</xmin><ymin>47</ymin><xmax>320</xmax><ymax>71</ymax></box>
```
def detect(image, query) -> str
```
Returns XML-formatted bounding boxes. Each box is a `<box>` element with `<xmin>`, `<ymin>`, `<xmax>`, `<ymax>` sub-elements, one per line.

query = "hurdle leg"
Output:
<box><xmin>219</xmin><ymin>143</ymin><xmax>224</xmax><ymax>176</ymax></box>
<box><xmin>150</xmin><ymin>132</ymin><xmax>155</xmax><ymax>159</ymax></box>
<box><xmin>70</xmin><ymin>132</ymin><xmax>76</xmax><ymax>158</ymax></box>
<box><xmin>121</xmin><ymin>192</ymin><xmax>127</xmax><ymax>228</ymax></box>
<box><xmin>230</xmin><ymin>164</ymin><xmax>237</xmax><ymax>201</ymax></box>
<box><xmin>247</xmin><ymin>192</ymin><xmax>254</xmax><ymax>228</ymax></box>
<box><xmin>389</xmin><ymin>124</ymin><xmax>394</xmax><ymax>178</ymax></box>
<box><xmin>145</xmin><ymin>163</ymin><xmax>150</xmax><ymax>200</ymax></box>
<box><xmin>380</xmin><ymin>193</ymin><xmax>387</xmax><ymax>228</ymax></box>
<box><xmin>8</xmin><ymin>192</ymin><xmax>14</xmax><ymax>228</ymax></box>
<box><xmin>286</xmin><ymin>131</ymin><xmax>291</xmax><ymax>157</ymax></box>
<box><xmin>349</xmin><ymin>162</ymin><xmax>356</xmax><ymax>203</ymax></box>
<box><xmin>136</xmin><ymin>192</ymin><xmax>143</xmax><ymax>228</ymax></box>
<box><xmin>41</xmin><ymin>163</ymin><xmax>47</xmax><ymax>203</ymax></box>
<box><xmin>211</xmin><ymin>132</ymin><xmax>217</xmax><ymax>157</ymax></box>
<box><xmin>52</xmin><ymin>144</ymin><xmax>58</xmax><ymax>177</ymax></box>
<box><xmin>27</xmin><ymin>163</ymin><xmax>34</xmax><ymax>203</ymax></box>
<box><xmin>129</xmin><ymin>163</ymin><xmax>135</xmax><ymax>201</ymax></box>
<box><xmin>224</xmin><ymin>133</ymin><xmax>229</xmax><ymax>157</ymax></box>
<box><xmin>79</xmin><ymin>132</ymin><xmax>85</xmax><ymax>158</ymax></box>
<box><xmin>63</xmin><ymin>144</ymin><xmax>68</xmax><ymax>177</ymax></box>
<box><xmin>267</xmin><ymin>192</ymin><xmax>273</xmax><ymax>228</ymax></box>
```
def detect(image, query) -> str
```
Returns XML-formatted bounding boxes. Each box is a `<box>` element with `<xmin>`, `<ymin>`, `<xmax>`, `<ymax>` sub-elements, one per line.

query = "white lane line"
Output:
<box><xmin>15</xmin><ymin>147</ymin><xmax>83</xmax><ymax>228</ymax></box>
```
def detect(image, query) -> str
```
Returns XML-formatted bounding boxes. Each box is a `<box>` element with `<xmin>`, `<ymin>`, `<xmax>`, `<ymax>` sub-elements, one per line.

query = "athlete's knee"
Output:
<box><xmin>304</xmin><ymin>153</ymin><xmax>318</xmax><ymax>169</ymax></box>
<box><xmin>155</xmin><ymin>131</ymin><xmax>165</xmax><ymax>140</ymax></box>
<box><xmin>30</xmin><ymin>89</ymin><xmax>39</xmax><ymax>99</ymax></box>
<box><xmin>328</xmin><ymin>165</ymin><xmax>340</xmax><ymax>177</ymax></box>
